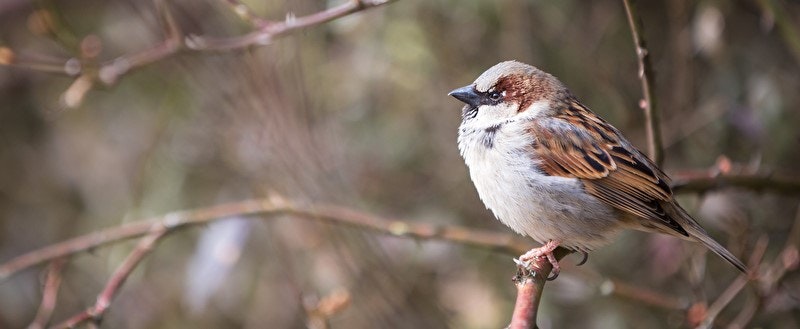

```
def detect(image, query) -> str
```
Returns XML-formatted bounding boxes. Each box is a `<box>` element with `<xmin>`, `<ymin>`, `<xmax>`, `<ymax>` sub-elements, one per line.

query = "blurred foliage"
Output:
<box><xmin>1</xmin><ymin>0</ymin><xmax>799</xmax><ymax>328</ymax></box>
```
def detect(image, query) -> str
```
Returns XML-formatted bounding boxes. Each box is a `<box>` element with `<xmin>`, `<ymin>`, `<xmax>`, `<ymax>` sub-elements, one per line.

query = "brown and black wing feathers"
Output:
<box><xmin>528</xmin><ymin>101</ymin><xmax>688</xmax><ymax>236</ymax></box>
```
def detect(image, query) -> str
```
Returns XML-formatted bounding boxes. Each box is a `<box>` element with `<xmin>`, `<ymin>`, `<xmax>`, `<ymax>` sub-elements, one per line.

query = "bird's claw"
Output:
<box><xmin>513</xmin><ymin>256</ymin><xmax>560</xmax><ymax>281</ymax></box>
<box><xmin>546</xmin><ymin>268</ymin><xmax>559</xmax><ymax>281</ymax></box>
<box><xmin>575</xmin><ymin>251</ymin><xmax>588</xmax><ymax>266</ymax></box>
<box><xmin>515</xmin><ymin>240</ymin><xmax>563</xmax><ymax>280</ymax></box>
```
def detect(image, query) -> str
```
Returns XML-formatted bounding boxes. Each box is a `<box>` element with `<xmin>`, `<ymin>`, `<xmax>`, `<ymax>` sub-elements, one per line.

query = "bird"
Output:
<box><xmin>448</xmin><ymin>60</ymin><xmax>747</xmax><ymax>279</ymax></box>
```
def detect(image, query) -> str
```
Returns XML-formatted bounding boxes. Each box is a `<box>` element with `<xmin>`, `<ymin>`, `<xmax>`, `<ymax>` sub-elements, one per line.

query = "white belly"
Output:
<box><xmin>458</xmin><ymin>121</ymin><xmax>624</xmax><ymax>251</ymax></box>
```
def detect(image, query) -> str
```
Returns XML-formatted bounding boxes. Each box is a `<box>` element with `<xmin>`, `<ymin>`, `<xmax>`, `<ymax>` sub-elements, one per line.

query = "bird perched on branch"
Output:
<box><xmin>449</xmin><ymin>61</ymin><xmax>747</xmax><ymax>279</ymax></box>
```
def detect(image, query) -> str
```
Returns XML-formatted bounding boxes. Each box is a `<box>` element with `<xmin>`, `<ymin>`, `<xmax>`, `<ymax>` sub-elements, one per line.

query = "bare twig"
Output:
<box><xmin>96</xmin><ymin>0</ymin><xmax>184</xmax><ymax>86</ymax></box>
<box><xmin>757</xmin><ymin>205</ymin><xmax>800</xmax><ymax>295</ymax></box>
<box><xmin>95</xmin><ymin>36</ymin><xmax>181</xmax><ymax>86</ymax></box>
<box><xmin>49</xmin><ymin>226</ymin><xmax>167</xmax><ymax>329</ymax></box>
<box><xmin>508</xmin><ymin>248</ymin><xmax>570</xmax><ymax>329</ymax></box>
<box><xmin>0</xmin><ymin>0</ymin><xmax>396</xmax><ymax>107</ymax></box>
<box><xmin>570</xmin><ymin>264</ymin><xmax>689</xmax><ymax>310</ymax></box>
<box><xmin>0</xmin><ymin>48</ymin><xmax>79</xmax><ymax>76</ymax></box>
<box><xmin>599</xmin><ymin>278</ymin><xmax>688</xmax><ymax>310</ymax></box>
<box><xmin>186</xmin><ymin>0</ymin><xmax>396</xmax><ymax>50</ymax></box>
<box><xmin>0</xmin><ymin>196</ymin><xmax>531</xmax><ymax>283</ymax></box>
<box><xmin>727</xmin><ymin>294</ymin><xmax>759</xmax><ymax>329</ymax></box>
<box><xmin>622</xmin><ymin>0</ymin><xmax>664</xmax><ymax>166</ymax></box>
<box><xmin>723</xmin><ymin>207</ymin><xmax>800</xmax><ymax>329</ymax></box>
<box><xmin>697</xmin><ymin>235</ymin><xmax>767</xmax><ymax>329</ymax></box>
<box><xmin>27</xmin><ymin>259</ymin><xmax>67</xmax><ymax>329</ymax></box>
<box><xmin>671</xmin><ymin>173</ymin><xmax>800</xmax><ymax>195</ymax></box>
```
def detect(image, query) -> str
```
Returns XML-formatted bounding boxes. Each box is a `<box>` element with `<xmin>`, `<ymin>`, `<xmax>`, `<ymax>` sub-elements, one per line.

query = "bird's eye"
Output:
<box><xmin>488</xmin><ymin>91</ymin><xmax>502</xmax><ymax>101</ymax></box>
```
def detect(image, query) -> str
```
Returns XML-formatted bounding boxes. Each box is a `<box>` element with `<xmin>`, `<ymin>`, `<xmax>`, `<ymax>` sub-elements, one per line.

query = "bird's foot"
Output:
<box><xmin>515</xmin><ymin>240</ymin><xmax>562</xmax><ymax>281</ymax></box>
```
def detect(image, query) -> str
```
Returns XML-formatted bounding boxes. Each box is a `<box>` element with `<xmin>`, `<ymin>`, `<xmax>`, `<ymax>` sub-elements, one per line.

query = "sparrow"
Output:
<box><xmin>449</xmin><ymin>61</ymin><xmax>747</xmax><ymax>279</ymax></box>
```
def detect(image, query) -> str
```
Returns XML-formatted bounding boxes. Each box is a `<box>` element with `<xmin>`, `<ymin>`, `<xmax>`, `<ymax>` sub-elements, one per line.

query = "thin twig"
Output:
<box><xmin>27</xmin><ymin>259</ymin><xmax>67</xmax><ymax>329</ymax></box>
<box><xmin>95</xmin><ymin>36</ymin><xmax>181</xmax><ymax>86</ymax></box>
<box><xmin>508</xmin><ymin>249</ymin><xmax>570</xmax><ymax>329</ymax></box>
<box><xmin>186</xmin><ymin>0</ymin><xmax>396</xmax><ymax>51</ymax></box>
<box><xmin>727</xmin><ymin>294</ymin><xmax>759</xmax><ymax>329</ymax></box>
<box><xmin>671</xmin><ymin>173</ymin><xmax>800</xmax><ymax>195</ymax></box>
<box><xmin>726</xmin><ymin>207</ymin><xmax>800</xmax><ymax>328</ymax></box>
<box><xmin>697</xmin><ymin>235</ymin><xmax>768</xmax><ymax>329</ymax></box>
<box><xmin>599</xmin><ymin>278</ymin><xmax>688</xmax><ymax>310</ymax></box>
<box><xmin>0</xmin><ymin>0</ymin><xmax>396</xmax><ymax>106</ymax></box>
<box><xmin>0</xmin><ymin>48</ymin><xmax>79</xmax><ymax>76</ymax></box>
<box><xmin>49</xmin><ymin>226</ymin><xmax>167</xmax><ymax>329</ymax></box>
<box><xmin>571</xmin><ymin>264</ymin><xmax>688</xmax><ymax>310</ymax></box>
<box><xmin>0</xmin><ymin>196</ymin><xmax>531</xmax><ymax>283</ymax></box>
<box><xmin>96</xmin><ymin>0</ymin><xmax>183</xmax><ymax>86</ymax></box>
<box><xmin>757</xmin><ymin>205</ymin><xmax>800</xmax><ymax>294</ymax></box>
<box><xmin>621</xmin><ymin>0</ymin><xmax>664</xmax><ymax>166</ymax></box>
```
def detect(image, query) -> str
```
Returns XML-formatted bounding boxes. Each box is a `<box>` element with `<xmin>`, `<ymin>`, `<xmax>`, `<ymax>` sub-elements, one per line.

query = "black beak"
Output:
<box><xmin>448</xmin><ymin>85</ymin><xmax>481</xmax><ymax>107</ymax></box>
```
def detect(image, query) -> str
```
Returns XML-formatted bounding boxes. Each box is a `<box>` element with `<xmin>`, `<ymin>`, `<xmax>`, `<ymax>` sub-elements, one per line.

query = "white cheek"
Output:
<box><xmin>470</xmin><ymin>100</ymin><xmax>551</xmax><ymax>128</ymax></box>
<box><xmin>514</xmin><ymin>100</ymin><xmax>550</xmax><ymax>120</ymax></box>
<box><xmin>475</xmin><ymin>103</ymin><xmax>518</xmax><ymax>123</ymax></box>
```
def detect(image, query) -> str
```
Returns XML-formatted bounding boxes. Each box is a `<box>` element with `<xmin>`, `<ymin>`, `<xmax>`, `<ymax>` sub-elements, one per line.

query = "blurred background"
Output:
<box><xmin>1</xmin><ymin>0</ymin><xmax>799</xmax><ymax>328</ymax></box>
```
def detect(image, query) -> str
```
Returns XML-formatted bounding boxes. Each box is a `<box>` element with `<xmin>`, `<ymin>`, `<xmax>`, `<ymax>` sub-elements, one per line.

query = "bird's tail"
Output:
<box><xmin>689</xmin><ymin>226</ymin><xmax>748</xmax><ymax>273</ymax></box>
<box><xmin>672</xmin><ymin>205</ymin><xmax>748</xmax><ymax>273</ymax></box>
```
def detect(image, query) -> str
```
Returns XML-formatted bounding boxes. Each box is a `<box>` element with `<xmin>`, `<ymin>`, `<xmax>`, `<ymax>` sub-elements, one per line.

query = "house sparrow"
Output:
<box><xmin>449</xmin><ymin>61</ymin><xmax>746</xmax><ymax>279</ymax></box>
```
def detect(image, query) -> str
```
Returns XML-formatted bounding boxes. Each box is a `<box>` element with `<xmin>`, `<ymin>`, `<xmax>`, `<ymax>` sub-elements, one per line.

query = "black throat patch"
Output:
<box><xmin>462</xmin><ymin>105</ymin><xmax>478</xmax><ymax>119</ymax></box>
<box><xmin>482</xmin><ymin>124</ymin><xmax>502</xmax><ymax>149</ymax></box>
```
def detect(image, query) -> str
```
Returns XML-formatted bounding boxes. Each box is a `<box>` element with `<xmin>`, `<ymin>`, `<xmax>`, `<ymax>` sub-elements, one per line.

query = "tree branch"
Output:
<box><xmin>27</xmin><ymin>259</ymin><xmax>67</xmax><ymax>329</ymax></box>
<box><xmin>508</xmin><ymin>248</ymin><xmax>570</xmax><ymax>329</ymax></box>
<box><xmin>622</xmin><ymin>0</ymin><xmax>664</xmax><ymax>166</ymax></box>
<box><xmin>0</xmin><ymin>0</ymin><xmax>396</xmax><ymax>108</ymax></box>
<box><xmin>95</xmin><ymin>0</ymin><xmax>183</xmax><ymax>86</ymax></box>
<box><xmin>187</xmin><ymin>0</ymin><xmax>396</xmax><ymax>50</ymax></box>
<box><xmin>671</xmin><ymin>173</ymin><xmax>800</xmax><ymax>195</ymax></box>
<box><xmin>0</xmin><ymin>196</ymin><xmax>531</xmax><ymax>283</ymax></box>
<box><xmin>697</xmin><ymin>235</ymin><xmax>767</xmax><ymax>328</ymax></box>
<box><xmin>599</xmin><ymin>278</ymin><xmax>687</xmax><ymax>310</ymax></box>
<box><xmin>49</xmin><ymin>227</ymin><xmax>167</xmax><ymax>329</ymax></box>
<box><xmin>0</xmin><ymin>48</ymin><xmax>78</xmax><ymax>76</ymax></box>
<box><xmin>3</xmin><ymin>169</ymin><xmax>797</xmax><ymax>283</ymax></box>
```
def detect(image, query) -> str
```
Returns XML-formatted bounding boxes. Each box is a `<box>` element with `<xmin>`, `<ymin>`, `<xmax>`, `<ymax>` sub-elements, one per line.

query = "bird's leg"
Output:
<box><xmin>517</xmin><ymin>240</ymin><xmax>562</xmax><ymax>280</ymax></box>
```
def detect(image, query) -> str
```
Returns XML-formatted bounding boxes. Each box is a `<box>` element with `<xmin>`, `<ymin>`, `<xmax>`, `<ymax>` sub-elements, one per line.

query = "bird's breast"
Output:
<box><xmin>457</xmin><ymin>122</ymin><xmax>623</xmax><ymax>250</ymax></box>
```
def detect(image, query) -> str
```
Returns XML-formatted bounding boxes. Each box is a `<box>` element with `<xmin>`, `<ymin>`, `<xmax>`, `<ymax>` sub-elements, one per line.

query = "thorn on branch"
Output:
<box><xmin>61</xmin><ymin>75</ymin><xmax>94</xmax><ymax>109</ymax></box>
<box><xmin>285</xmin><ymin>12</ymin><xmax>297</xmax><ymax>26</ymax></box>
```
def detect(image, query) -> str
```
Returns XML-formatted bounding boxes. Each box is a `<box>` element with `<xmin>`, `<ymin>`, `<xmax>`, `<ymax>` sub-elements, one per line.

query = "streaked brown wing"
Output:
<box><xmin>528</xmin><ymin>101</ymin><xmax>688</xmax><ymax>236</ymax></box>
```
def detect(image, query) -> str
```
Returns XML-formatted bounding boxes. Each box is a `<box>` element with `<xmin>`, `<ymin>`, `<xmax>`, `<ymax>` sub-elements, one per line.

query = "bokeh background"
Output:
<box><xmin>1</xmin><ymin>0</ymin><xmax>799</xmax><ymax>328</ymax></box>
